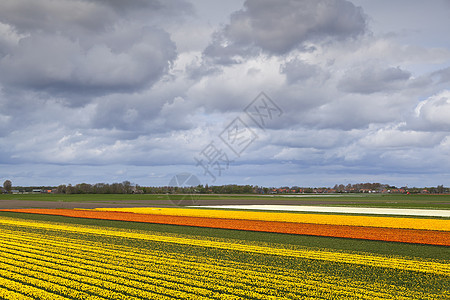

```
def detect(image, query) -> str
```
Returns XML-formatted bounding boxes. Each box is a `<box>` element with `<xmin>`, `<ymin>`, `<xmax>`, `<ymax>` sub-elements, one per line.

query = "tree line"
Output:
<box><xmin>54</xmin><ymin>182</ymin><xmax>258</xmax><ymax>194</ymax></box>
<box><xmin>2</xmin><ymin>179</ymin><xmax>449</xmax><ymax>194</ymax></box>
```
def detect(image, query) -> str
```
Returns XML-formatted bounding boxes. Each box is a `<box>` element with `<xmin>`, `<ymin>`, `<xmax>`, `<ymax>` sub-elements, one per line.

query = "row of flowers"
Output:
<box><xmin>2</xmin><ymin>230</ymin><xmax>384</xmax><ymax>299</ymax></box>
<box><xmin>0</xmin><ymin>216</ymin><xmax>447</xmax><ymax>299</ymax></box>
<box><xmin>93</xmin><ymin>207</ymin><xmax>450</xmax><ymax>231</ymax></box>
<box><xmin>0</xmin><ymin>216</ymin><xmax>447</xmax><ymax>275</ymax></box>
<box><xmin>4</xmin><ymin>208</ymin><xmax>450</xmax><ymax>246</ymax></box>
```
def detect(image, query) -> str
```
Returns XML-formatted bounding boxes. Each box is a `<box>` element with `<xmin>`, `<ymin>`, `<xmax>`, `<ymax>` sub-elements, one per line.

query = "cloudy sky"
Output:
<box><xmin>1</xmin><ymin>0</ymin><xmax>450</xmax><ymax>188</ymax></box>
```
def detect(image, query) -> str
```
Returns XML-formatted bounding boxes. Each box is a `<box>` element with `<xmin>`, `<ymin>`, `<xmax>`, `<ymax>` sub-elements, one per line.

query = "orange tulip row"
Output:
<box><xmin>2</xmin><ymin>208</ymin><xmax>449</xmax><ymax>246</ymax></box>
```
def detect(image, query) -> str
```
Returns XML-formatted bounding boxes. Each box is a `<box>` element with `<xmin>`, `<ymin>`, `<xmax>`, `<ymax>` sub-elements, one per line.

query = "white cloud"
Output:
<box><xmin>414</xmin><ymin>90</ymin><xmax>450</xmax><ymax>130</ymax></box>
<box><xmin>359</xmin><ymin>126</ymin><xmax>443</xmax><ymax>148</ymax></box>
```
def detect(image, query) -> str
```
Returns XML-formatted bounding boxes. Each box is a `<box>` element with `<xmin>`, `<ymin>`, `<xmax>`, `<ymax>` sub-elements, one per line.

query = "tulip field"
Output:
<box><xmin>0</xmin><ymin>204</ymin><xmax>449</xmax><ymax>299</ymax></box>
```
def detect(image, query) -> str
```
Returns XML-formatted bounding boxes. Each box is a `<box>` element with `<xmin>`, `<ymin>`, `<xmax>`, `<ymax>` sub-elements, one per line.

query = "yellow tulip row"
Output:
<box><xmin>0</xmin><ymin>238</ymin><xmax>255</xmax><ymax>299</ymax></box>
<box><xmin>0</xmin><ymin>264</ymin><xmax>75</xmax><ymax>300</ymax></box>
<box><xmin>1</xmin><ymin>232</ymin><xmax>432</xmax><ymax>300</ymax></box>
<box><xmin>0</xmin><ymin>255</ymin><xmax>188</xmax><ymax>300</ymax></box>
<box><xmin>0</xmin><ymin>232</ymin><xmax>332</xmax><ymax>299</ymax></box>
<box><xmin>0</xmin><ymin>217</ymin><xmax>446</xmax><ymax>276</ymax></box>
<box><xmin>92</xmin><ymin>207</ymin><xmax>450</xmax><ymax>231</ymax></box>
<box><xmin>0</xmin><ymin>284</ymin><xmax>35</xmax><ymax>300</ymax></box>
<box><xmin>2</xmin><ymin>232</ymin><xmax>298</xmax><ymax>296</ymax></box>
<box><xmin>2</xmin><ymin>230</ymin><xmax>402</xmax><ymax>297</ymax></box>
<box><xmin>0</xmin><ymin>233</ymin><xmax>440</xmax><ymax>299</ymax></box>
<box><xmin>0</xmin><ymin>216</ymin><xmax>446</xmax><ymax>299</ymax></box>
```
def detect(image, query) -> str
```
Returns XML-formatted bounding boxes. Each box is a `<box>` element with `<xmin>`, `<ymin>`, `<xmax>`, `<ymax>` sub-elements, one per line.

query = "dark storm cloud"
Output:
<box><xmin>338</xmin><ymin>66</ymin><xmax>411</xmax><ymax>94</ymax></box>
<box><xmin>204</xmin><ymin>0</ymin><xmax>366</xmax><ymax>62</ymax></box>
<box><xmin>0</xmin><ymin>0</ymin><xmax>188</xmax><ymax>105</ymax></box>
<box><xmin>0</xmin><ymin>0</ymin><xmax>114</xmax><ymax>35</ymax></box>
<box><xmin>280</xmin><ymin>58</ymin><xmax>323</xmax><ymax>84</ymax></box>
<box><xmin>0</xmin><ymin>0</ymin><xmax>192</xmax><ymax>35</ymax></box>
<box><xmin>0</xmin><ymin>29</ymin><xmax>176</xmax><ymax>97</ymax></box>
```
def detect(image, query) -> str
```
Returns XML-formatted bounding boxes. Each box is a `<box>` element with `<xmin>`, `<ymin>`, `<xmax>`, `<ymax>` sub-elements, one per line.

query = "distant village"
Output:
<box><xmin>2</xmin><ymin>180</ymin><xmax>448</xmax><ymax>195</ymax></box>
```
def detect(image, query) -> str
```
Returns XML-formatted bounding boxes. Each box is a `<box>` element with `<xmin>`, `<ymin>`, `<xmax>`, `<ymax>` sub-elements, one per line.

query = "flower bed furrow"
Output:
<box><xmin>1</xmin><ymin>228</ymin><xmax>309</xmax><ymax>283</ymax></box>
<box><xmin>0</xmin><ymin>260</ymin><xmax>172</xmax><ymax>300</ymax></box>
<box><xmin>0</xmin><ymin>232</ymin><xmax>424</xmax><ymax>300</ymax></box>
<box><xmin>1</xmin><ymin>232</ymin><xmax>365</xmax><ymax>299</ymax></box>
<box><xmin>1</xmin><ymin>216</ymin><xmax>447</xmax><ymax>299</ymax></box>
<box><xmin>0</xmin><ymin>284</ymin><xmax>35</xmax><ymax>300</ymax></box>
<box><xmin>3</xmin><ymin>208</ymin><xmax>448</xmax><ymax>246</ymax></box>
<box><xmin>0</xmin><ymin>243</ymin><xmax>283</xmax><ymax>300</ymax></box>
<box><xmin>3</xmin><ymin>226</ymin><xmax>438</xmax><ymax>299</ymax></box>
<box><xmin>0</xmin><ymin>247</ymin><xmax>217</xmax><ymax>300</ymax></box>
<box><xmin>0</xmin><ymin>266</ymin><xmax>77</xmax><ymax>300</ymax></box>
<box><xmin>93</xmin><ymin>207</ymin><xmax>450</xmax><ymax>231</ymax></box>
<box><xmin>1</xmin><ymin>217</ymin><xmax>447</xmax><ymax>275</ymax></box>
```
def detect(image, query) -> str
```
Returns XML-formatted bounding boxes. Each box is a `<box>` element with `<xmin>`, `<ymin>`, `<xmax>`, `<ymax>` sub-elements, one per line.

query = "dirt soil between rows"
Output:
<box><xmin>0</xmin><ymin>198</ymin><xmax>380</xmax><ymax>209</ymax></box>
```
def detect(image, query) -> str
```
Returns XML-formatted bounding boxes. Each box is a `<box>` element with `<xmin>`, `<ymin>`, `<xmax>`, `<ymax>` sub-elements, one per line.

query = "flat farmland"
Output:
<box><xmin>1</xmin><ymin>193</ymin><xmax>450</xmax><ymax>209</ymax></box>
<box><xmin>0</xmin><ymin>194</ymin><xmax>448</xmax><ymax>299</ymax></box>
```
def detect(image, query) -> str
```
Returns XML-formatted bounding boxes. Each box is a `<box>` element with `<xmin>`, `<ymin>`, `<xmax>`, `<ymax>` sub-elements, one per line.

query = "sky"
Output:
<box><xmin>1</xmin><ymin>0</ymin><xmax>450</xmax><ymax>188</ymax></box>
